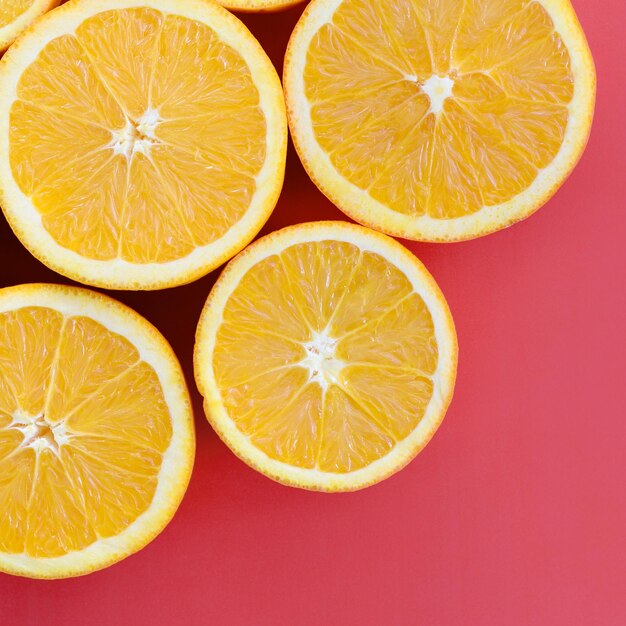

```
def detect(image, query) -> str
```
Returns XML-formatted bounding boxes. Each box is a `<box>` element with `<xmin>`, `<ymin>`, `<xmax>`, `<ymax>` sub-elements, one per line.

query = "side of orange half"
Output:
<box><xmin>0</xmin><ymin>284</ymin><xmax>194</xmax><ymax>578</ymax></box>
<box><xmin>218</xmin><ymin>0</ymin><xmax>305</xmax><ymax>13</ymax></box>
<box><xmin>284</xmin><ymin>0</ymin><xmax>596</xmax><ymax>241</ymax></box>
<box><xmin>0</xmin><ymin>0</ymin><xmax>60</xmax><ymax>51</ymax></box>
<box><xmin>0</xmin><ymin>0</ymin><xmax>287</xmax><ymax>290</ymax></box>
<box><xmin>195</xmin><ymin>221</ymin><xmax>457</xmax><ymax>491</ymax></box>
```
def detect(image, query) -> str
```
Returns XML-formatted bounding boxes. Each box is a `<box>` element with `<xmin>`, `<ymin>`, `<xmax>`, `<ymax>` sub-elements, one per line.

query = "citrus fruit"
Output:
<box><xmin>284</xmin><ymin>0</ymin><xmax>596</xmax><ymax>241</ymax></box>
<box><xmin>0</xmin><ymin>0</ymin><xmax>59</xmax><ymax>51</ymax></box>
<box><xmin>218</xmin><ymin>0</ymin><xmax>305</xmax><ymax>13</ymax></box>
<box><xmin>0</xmin><ymin>283</ymin><xmax>194</xmax><ymax>578</ymax></box>
<box><xmin>0</xmin><ymin>0</ymin><xmax>287</xmax><ymax>290</ymax></box>
<box><xmin>195</xmin><ymin>221</ymin><xmax>457</xmax><ymax>491</ymax></box>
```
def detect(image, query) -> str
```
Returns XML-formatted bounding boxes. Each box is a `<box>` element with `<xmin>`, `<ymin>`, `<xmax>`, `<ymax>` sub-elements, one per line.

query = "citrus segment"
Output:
<box><xmin>0</xmin><ymin>450</ymin><xmax>34</xmax><ymax>552</ymax></box>
<box><xmin>214</xmin><ymin>326</ymin><xmax>306</xmax><ymax>389</ymax></box>
<box><xmin>279</xmin><ymin>240</ymin><xmax>360</xmax><ymax>332</ymax></box>
<box><xmin>0</xmin><ymin>306</ymin><xmax>64</xmax><ymax>416</ymax></box>
<box><xmin>24</xmin><ymin>449</ymin><xmax>96</xmax><ymax>558</ymax></box>
<box><xmin>0</xmin><ymin>0</ymin><xmax>287</xmax><ymax>289</ymax></box>
<box><xmin>65</xmin><ymin>362</ymin><xmax>174</xmax><ymax>451</ymax></box>
<box><xmin>318</xmin><ymin>385</ymin><xmax>395</xmax><ymax>474</ymax></box>
<box><xmin>75</xmin><ymin>7</ymin><xmax>163</xmax><ymax>119</ymax></box>
<box><xmin>195</xmin><ymin>222</ymin><xmax>457</xmax><ymax>491</ymax></box>
<box><xmin>251</xmin><ymin>382</ymin><xmax>323</xmax><ymax>469</ymax></box>
<box><xmin>335</xmin><ymin>292</ymin><xmax>438</xmax><ymax>374</ymax></box>
<box><xmin>0</xmin><ymin>284</ymin><xmax>194</xmax><ymax>578</ymax></box>
<box><xmin>284</xmin><ymin>0</ymin><xmax>595</xmax><ymax>240</ymax></box>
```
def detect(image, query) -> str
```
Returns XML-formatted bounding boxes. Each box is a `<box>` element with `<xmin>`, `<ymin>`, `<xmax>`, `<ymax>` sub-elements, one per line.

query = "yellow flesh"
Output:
<box><xmin>0</xmin><ymin>0</ymin><xmax>33</xmax><ymax>28</ymax></box>
<box><xmin>303</xmin><ymin>0</ymin><xmax>573</xmax><ymax>218</ymax></box>
<box><xmin>213</xmin><ymin>241</ymin><xmax>438</xmax><ymax>472</ymax></box>
<box><xmin>10</xmin><ymin>7</ymin><xmax>266</xmax><ymax>263</ymax></box>
<box><xmin>0</xmin><ymin>307</ymin><xmax>172</xmax><ymax>557</ymax></box>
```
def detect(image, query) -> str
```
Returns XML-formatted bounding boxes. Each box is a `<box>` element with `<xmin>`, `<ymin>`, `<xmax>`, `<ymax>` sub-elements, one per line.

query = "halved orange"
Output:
<box><xmin>0</xmin><ymin>284</ymin><xmax>194</xmax><ymax>578</ymax></box>
<box><xmin>284</xmin><ymin>0</ymin><xmax>596</xmax><ymax>241</ymax></box>
<box><xmin>0</xmin><ymin>0</ymin><xmax>287</xmax><ymax>290</ymax></box>
<box><xmin>195</xmin><ymin>222</ymin><xmax>457</xmax><ymax>491</ymax></box>
<box><xmin>218</xmin><ymin>0</ymin><xmax>305</xmax><ymax>12</ymax></box>
<box><xmin>0</xmin><ymin>0</ymin><xmax>60</xmax><ymax>51</ymax></box>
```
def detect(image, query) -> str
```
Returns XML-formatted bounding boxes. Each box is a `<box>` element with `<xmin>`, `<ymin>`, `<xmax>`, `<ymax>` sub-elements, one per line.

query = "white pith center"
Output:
<box><xmin>110</xmin><ymin>107</ymin><xmax>161</xmax><ymax>159</ymax></box>
<box><xmin>8</xmin><ymin>409</ymin><xmax>70</xmax><ymax>455</ymax></box>
<box><xmin>301</xmin><ymin>331</ymin><xmax>344</xmax><ymax>391</ymax></box>
<box><xmin>415</xmin><ymin>74</ymin><xmax>455</xmax><ymax>115</ymax></box>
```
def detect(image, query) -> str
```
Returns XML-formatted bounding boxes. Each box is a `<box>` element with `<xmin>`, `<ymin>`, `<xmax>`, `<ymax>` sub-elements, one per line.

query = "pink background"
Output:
<box><xmin>1</xmin><ymin>0</ymin><xmax>625</xmax><ymax>624</ymax></box>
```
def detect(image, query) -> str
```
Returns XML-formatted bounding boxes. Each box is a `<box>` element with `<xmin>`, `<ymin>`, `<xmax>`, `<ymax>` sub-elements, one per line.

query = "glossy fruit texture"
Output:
<box><xmin>0</xmin><ymin>284</ymin><xmax>194</xmax><ymax>578</ymax></box>
<box><xmin>0</xmin><ymin>0</ymin><xmax>287</xmax><ymax>289</ymax></box>
<box><xmin>195</xmin><ymin>222</ymin><xmax>457</xmax><ymax>491</ymax></box>
<box><xmin>285</xmin><ymin>0</ymin><xmax>596</xmax><ymax>241</ymax></box>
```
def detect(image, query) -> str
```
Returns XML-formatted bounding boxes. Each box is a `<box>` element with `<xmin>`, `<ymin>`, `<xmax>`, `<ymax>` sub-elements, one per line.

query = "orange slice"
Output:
<box><xmin>194</xmin><ymin>222</ymin><xmax>457</xmax><ymax>491</ymax></box>
<box><xmin>218</xmin><ymin>0</ymin><xmax>305</xmax><ymax>12</ymax></box>
<box><xmin>0</xmin><ymin>0</ymin><xmax>287</xmax><ymax>290</ymax></box>
<box><xmin>0</xmin><ymin>0</ymin><xmax>60</xmax><ymax>51</ymax></box>
<box><xmin>0</xmin><ymin>284</ymin><xmax>194</xmax><ymax>578</ymax></box>
<box><xmin>284</xmin><ymin>0</ymin><xmax>596</xmax><ymax>241</ymax></box>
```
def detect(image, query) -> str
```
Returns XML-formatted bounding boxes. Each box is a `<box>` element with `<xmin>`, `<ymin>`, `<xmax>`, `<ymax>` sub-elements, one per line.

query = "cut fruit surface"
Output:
<box><xmin>194</xmin><ymin>222</ymin><xmax>457</xmax><ymax>491</ymax></box>
<box><xmin>0</xmin><ymin>0</ymin><xmax>60</xmax><ymax>51</ymax></box>
<box><xmin>284</xmin><ymin>0</ymin><xmax>596</xmax><ymax>241</ymax></box>
<box><xmin>0</xmin><ymin>0</ymin><xmax>287</xmax><ymax>290</ymax></box>
<box><xmin>0</xmin><ymin>284</ymin><xmax>194</xmax><ymax>578</ymax></box>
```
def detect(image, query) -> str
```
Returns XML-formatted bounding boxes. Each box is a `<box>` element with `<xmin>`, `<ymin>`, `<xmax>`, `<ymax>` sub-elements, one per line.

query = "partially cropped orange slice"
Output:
<box><xmin>284</xmin><ymin>0</ymin><xmax>596</xmax><ymax>241</ymax></box>
<box><xmin>195</xmin><ymin>222</ymin><xmax>457</xmax><ymax>491</ymax></box>
<box><xmin>0</xmin><ymin>284</ymin><xmax>194</xmax><ymax>578</ymax></box>
<box><xmin>0</xmin><ymin>0</ymin><xmax>60</xmax><ymax>51</ymax></box>
<box><xmin>0</xmin><ymin>0</ymin><xmax>287</xmax><ymax>290</ymax></box>
<box><xmin>218</xmin><ymin>0</ymin><xmax>305</xmax><ymax>12</ymax></box>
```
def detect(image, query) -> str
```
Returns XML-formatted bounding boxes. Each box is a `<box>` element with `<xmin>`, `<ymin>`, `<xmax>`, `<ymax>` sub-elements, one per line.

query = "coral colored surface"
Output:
<box><xmin>1</xmin><ymin>1</ymin><xmax>625</xmax><ymax>624</ymax></box>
